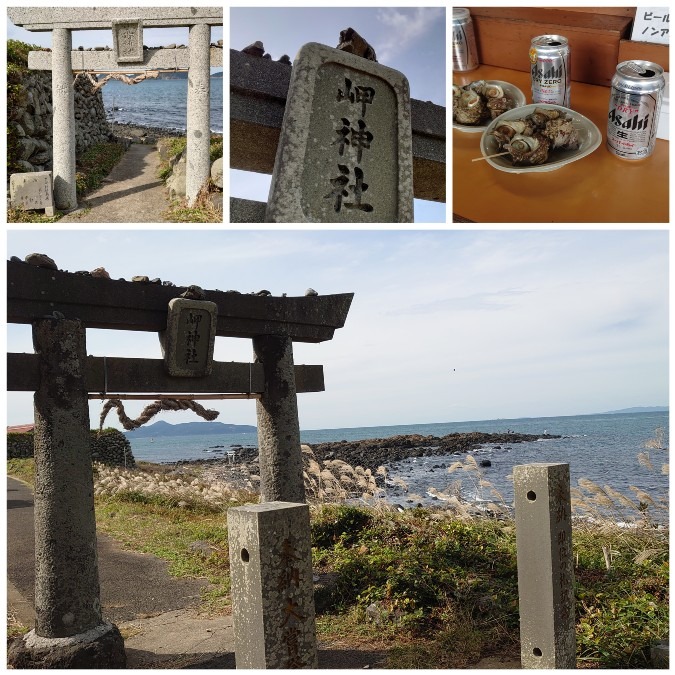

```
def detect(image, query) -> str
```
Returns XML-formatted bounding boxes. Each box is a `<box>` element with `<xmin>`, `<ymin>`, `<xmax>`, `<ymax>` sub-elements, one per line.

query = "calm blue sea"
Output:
<box><xmin>128</xmin><ymin>411</ymin><xmax>669</xmax><ymax>509</ymax></box>
<box><xmin>101</xmin><ymin>77</ymin><xmax>223</xmax><ymax>132</ymax></box>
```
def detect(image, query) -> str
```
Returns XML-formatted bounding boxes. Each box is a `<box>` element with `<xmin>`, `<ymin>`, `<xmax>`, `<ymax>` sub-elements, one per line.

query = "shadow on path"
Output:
<box><xmin>59</xmin><ymin>144</ymin><xmax>171</xmax><ymax>223</ymax></box>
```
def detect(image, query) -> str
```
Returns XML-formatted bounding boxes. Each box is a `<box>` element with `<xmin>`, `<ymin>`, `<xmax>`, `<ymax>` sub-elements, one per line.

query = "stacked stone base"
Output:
<box><xmin>7</xmin><ymin>622</ymin><xmax>126</xmax><ymax>669</ymax></box>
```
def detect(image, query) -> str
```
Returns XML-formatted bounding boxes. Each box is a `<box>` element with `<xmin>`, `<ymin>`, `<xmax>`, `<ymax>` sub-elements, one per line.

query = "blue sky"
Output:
<box><xmin>230</xmin><ymin>6</ymin><xmax>446</xmax><ymax>223</ymax></box>
<box><xmin>6</xmin><ymin>230</ymin><xmax>668</xmax><ymax>431</ymax></box>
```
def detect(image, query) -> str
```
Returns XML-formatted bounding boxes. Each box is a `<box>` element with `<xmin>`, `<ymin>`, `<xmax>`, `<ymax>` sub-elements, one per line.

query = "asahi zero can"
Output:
<box><xmin>453</xmin><ymin>8</ymin><xmax>479</xmax><ymax>72</ymax></box>
<box><xmin>607</xmin><ymin>60</ymin><xmax>665</xmax><ymax>160</ymax></box>
<box><xmin>529</xmin><ymin>35</ymin><xmax>571</xmax><ymax>107</ymax></box>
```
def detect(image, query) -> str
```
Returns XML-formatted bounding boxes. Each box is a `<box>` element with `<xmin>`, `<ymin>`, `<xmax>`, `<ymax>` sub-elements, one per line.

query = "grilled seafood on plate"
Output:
<box><xmin>489</xmin><ymin>107</ymin><xmax>580</xmax><ymax>165</ymax></box>
<box><xmin>453</xmin><ymin>80</ymin><xmax>516</xmax><ymax>125</ymax></box>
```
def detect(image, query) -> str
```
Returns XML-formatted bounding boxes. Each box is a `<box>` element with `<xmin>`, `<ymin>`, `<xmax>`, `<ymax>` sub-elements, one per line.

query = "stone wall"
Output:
<box><xmin>9</xmin><ymin>65</ymin><xmax>111</xmax><ymax>174</ymax></box>
<box><xmin>7</xmin><ymin>428</ymin><xmax>136</xmax><ymax>467</ymax></box>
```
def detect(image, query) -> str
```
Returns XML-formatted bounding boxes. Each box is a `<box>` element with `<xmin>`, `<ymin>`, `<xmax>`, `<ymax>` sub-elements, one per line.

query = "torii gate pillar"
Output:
<box><xmin>52</xmin><ymin>29</ymin><xmax>78</xmax><ymax>211</ymax></box>
<box><xmin>186</xmin><ymin>23</ymin><xmax>212</xmax><ymax>205</ymax></box>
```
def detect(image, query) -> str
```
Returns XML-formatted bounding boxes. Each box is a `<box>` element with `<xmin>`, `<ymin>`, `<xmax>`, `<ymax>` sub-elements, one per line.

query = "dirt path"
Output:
<box><xmin>58</xmin><ymin>143</ymin><xmax>171</xmax><ymax>223</ymax></box>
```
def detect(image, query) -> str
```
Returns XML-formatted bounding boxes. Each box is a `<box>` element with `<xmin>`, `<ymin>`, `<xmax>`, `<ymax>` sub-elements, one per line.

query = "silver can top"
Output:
<box><xmin>530</xmin><ymin>34</ymin><xmax>569</xmax><ymax>51</ymax></box>
<box><xmin>453</xmin><ymin>8</ymin><xmax>471</xmax><ymax>23</ymax></box>
<box><xmin>614</xmin><ymin>60</ymin><xmax>665</xmax><ymax>94</ymax></box>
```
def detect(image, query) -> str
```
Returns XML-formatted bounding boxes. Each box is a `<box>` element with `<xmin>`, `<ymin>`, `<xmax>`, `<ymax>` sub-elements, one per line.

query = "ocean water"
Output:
<box><xmin>101</xmin><ymin>77</ymin><xmax>223</xmax><ymax>132</ymax></box>
<box><xmin>128</xmin><ymin>411</ymin><xmax>669</xmax><ymax>510</ymax></box>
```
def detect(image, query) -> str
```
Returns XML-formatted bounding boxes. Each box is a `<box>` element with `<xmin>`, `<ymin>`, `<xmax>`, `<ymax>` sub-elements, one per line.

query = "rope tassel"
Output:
<box><xmin>99</xmin><ymin>397</ymin><xmax>220</xmax><ymax>431</ymax></box>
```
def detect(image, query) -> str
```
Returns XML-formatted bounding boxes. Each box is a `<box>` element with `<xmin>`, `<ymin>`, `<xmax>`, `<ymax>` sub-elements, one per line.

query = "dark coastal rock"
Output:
<box><xmin>308</xmin><ymin>432</ymin><xmax>560</xmax><ymax>473</ymax></box>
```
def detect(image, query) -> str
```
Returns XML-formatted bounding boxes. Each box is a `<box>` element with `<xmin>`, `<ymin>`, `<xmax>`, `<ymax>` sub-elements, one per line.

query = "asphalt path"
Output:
<box><xmin>7</xmin><ymin>476</ymin><xmax>208</xmax><ymax>625</ymax></box>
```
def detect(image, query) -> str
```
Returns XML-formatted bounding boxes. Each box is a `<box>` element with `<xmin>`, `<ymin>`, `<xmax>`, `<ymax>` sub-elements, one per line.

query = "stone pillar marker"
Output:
<box><xmin>8</xmin><ymin>318</ymin><xmax>125</xmax><ymax>668</ymax></box>
<box><xmin>266</xmin><ymin>42</ymin><xmax>414</xmax><ymax>223</ymax></box>
<box><xmin>513</xmin><ymin>463</ymin><xmax>576</xmax><ymax>669</ymax></box>
<box><xmin>228</xmin><ymin>502</ymin><xmax>318</xmax><ymax>668</ymax></box>
<box><xmin>51</xmin><ymin>28</ymin><xmax>78</xmax><ymax>211</ymax></box>
<box><xmin>253</xmin><ymin>335</ymin><xmax>305</xmax><ymax>503</ymax></box>
<box><xmin>186</xmin><ymin>22</ymin><xmax>212</xmax><ymax>205</ymax></box>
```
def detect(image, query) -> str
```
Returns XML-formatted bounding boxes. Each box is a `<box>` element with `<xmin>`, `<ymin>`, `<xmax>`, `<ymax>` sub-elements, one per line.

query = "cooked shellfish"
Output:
<box><xmin>453</xmin><ymin>80</ymin><xmax>516</xmax><ymax>125</ymax></box>
<box><xmin>506</xmin><ymin>133</ymin><xmax>550</xmax><ymax>165</ymax></box>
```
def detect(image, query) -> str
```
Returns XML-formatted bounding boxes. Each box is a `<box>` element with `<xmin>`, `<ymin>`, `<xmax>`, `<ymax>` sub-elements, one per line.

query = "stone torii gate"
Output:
<box><xmin>8</xmin><ymin>7</ymin><xmax>223</xmax><ymax>210</ymax></box>
<box><xmin>6</xmin><ymin>256</ymin><xmax>353</xmax><ymax>667</ymax></box>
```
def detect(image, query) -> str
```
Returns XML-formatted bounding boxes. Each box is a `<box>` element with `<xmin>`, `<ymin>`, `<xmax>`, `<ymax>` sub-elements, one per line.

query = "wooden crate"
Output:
<box><xmin>465</xmin><ymin>7</ymin><xmax>633</xmax><ymax>86</ymax></box>
<box><xmin>618</xmin><ymin>39</ymin><xmax>669</xmax><ymax>71</ymax></box>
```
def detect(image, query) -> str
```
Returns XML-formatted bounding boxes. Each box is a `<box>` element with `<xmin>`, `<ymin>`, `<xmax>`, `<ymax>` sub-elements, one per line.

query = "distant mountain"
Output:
<box><xmin>124</xmin><ymin>421</ymin><xmax>256</xmax><ymax>438</ymax></box>
<box><xmin>603</xmin><ymin>406</ymin><xmax>668</xmax><ymax>414</ymax></box>
<box><xmin>211</xmin><ymin>71</ymin><xmax>223</xmax><ymax>78</ymax></box>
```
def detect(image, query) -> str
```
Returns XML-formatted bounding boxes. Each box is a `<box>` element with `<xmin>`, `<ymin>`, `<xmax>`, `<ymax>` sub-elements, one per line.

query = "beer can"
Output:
<box><xmin>607</xmin><ymin>60</ymin><xmax>665</xmax><ymax>160</ymax></box>
<box><xmin>529</xmin><ymin>35</ymin><xmax>571</xmax><ymax>107</ymax></box>
<box><xmin>453</xmin><ymin>8</ymin><xmax>479</xmax><ymax>72</ymax></box>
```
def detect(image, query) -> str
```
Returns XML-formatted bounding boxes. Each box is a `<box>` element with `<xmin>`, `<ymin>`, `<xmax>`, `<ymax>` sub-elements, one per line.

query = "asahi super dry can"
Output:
<box><xmin>453</xmin><ymin>8</ymin><xmax>479</xmax><ymax>72</ymax></box>
<box><xmin>529</xmin><ymin>35</ymin><xmax>571</xmax><ymax>107</ymax></box>
<box><xmin>607</xmin><ymin>60</ymin><xmax>665</xmax><ymax>160</ymax></box>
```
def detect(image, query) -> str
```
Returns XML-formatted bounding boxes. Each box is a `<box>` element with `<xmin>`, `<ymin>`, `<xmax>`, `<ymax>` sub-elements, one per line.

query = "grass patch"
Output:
<box><xmin>165</xmin><ymin>186</ymin><xmax>222</xmax><ymax>223</ymax></box>
<box><xmin>6</xmin><ymin>458</ymin><xmax>669</xmax><ymax>667</ymax></box>
<box><xmin>75</xmin><ymin>142</ymin><xmax>126</xmax><ymax>197</ymax></box>
<box><xmin>7</xmin><ymin>458</ymin><xmax>34</xmax><ymax>485</ymax></box>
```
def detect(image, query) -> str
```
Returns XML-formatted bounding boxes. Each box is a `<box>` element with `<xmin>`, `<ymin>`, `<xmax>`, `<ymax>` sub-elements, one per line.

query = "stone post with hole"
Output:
<box><xmin>228</xmin><ymin>502</ymin><xmax>318</xmax><ymax>668</ymax></box>
<box><xmin>7</xmin><ymin>318</ymin><xmax>126</xmax><ymax>668</ymax></box>
<box><xmin>513</xmin><ymin>463</ymin><xmax>576</xmax><ymax>669</ymax></box>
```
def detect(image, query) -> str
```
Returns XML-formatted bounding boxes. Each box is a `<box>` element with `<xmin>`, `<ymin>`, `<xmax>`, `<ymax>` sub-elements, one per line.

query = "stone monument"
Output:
<box><xmin>265</xmin><ymin>42</ymin><xmax>414</xmax><ymax>223</ymax></box>
<box><xmin>228</xmin><ymin>502</ymin><xmax>318</xmax><ymax>668</ymax></box>
<box><xmin>513</xmin><ymin>463</ymin><xmax>576</xmax><ymax>669</ymax></box>
<box><xmin>9</xmin><ymin>171</ymin><xmax>56</xmax><ymax>216</ymax></box>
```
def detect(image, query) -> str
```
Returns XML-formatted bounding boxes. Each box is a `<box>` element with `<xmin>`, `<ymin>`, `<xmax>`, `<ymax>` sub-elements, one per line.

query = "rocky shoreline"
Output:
<box><xmin>163</xmin><ymin>431</ymin><xmax>561</xmax><ymax>475</ymax></box>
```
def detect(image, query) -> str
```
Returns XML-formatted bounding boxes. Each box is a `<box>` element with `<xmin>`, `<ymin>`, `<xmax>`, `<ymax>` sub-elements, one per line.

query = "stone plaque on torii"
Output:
<box><xmin>7</xmin><ymin>257</ymin><xmax>353</xmax><ymax>668</ymax></box>
<box><xmin>7</xmin><ymin>7</ymin><xmax>223</xmax><ymax>210</ymax></box>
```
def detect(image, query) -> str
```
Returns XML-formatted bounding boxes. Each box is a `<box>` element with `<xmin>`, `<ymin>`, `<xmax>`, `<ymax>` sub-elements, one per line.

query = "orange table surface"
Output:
<box><xmin>453</xmin><ymin>66</ymin><xmax>669</xmax><ymax>223</ymax></box>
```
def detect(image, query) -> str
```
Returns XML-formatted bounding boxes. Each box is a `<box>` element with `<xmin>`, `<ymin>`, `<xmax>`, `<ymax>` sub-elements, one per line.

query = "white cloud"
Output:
<box><xmin>375</xmin><ymin>8</ymin><xmax>444</xmax><ymax>63</ymax></box>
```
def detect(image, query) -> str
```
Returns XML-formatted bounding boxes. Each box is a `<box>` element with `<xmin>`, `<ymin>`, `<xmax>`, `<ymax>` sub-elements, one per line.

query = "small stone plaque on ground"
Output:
<box><xmin>266</xmin><ymin>42</ymin><xmax>413</xmax><ymax>223</ymax></box>
<box><xmin>162</xmin><ymin>298</ymin><xmax>217</xmax><ymax>377</ymax></box>
<box><xmin>10</xmin><ymin>171</ymin><xmax>55</xmax><ymax>216</ymax></box>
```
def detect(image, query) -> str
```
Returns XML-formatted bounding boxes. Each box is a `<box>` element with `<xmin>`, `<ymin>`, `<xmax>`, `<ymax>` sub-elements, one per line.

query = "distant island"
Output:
<box><xmin>124</xmin><ymin>421</ymin><xmax>256</xmax><ymax>438</ymax></box>
<box><xmin>603</xmin><ymin>406</ymin><xmax>668</xmax><ymax>414</ymax></box>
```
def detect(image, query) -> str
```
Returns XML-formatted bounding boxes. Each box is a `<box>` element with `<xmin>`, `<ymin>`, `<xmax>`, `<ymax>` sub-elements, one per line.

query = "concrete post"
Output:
<box><xmin>228</xmin><ymin>502</ymin><xmax>318</xmax><ymax>668</ymax></box>
<box><xmin>7</xmin><ymin>319</ymin><xmax>125</xmax><ymax>668</ymax></box>
<box><xmin>514</xmin><ymin>463</ymin><xmax>576</xmax><ymax>669</ymax></box>
<box><xmin>253</xmin><ymin>335</ymin><xmax>305</xmax><ymax>503</ymax></box>
<box><xmin>51</xmin><ymin>28</ymin><xmax>78</xmax><ymax>211</ymax></box>
<box><xmin>186</xmin><ymin>22</ymin><xmax>211</xmax><ymax>206</ymax></box>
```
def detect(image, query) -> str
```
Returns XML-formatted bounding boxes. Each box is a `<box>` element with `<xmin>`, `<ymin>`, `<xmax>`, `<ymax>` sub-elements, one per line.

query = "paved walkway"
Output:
<box><xmin>6</xmin><ymin>476</ymin><xmax>388</xmax><ymax>669</ymax></box>
<box><xmin>58</xmin><ymin>144</ymin><xmax>171</xmax><ymax>223</ymax></box>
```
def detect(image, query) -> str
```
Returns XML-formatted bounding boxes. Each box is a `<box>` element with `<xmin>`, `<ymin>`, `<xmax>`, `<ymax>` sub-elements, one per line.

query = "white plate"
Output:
<box><xmin>453</xmin><ymin>80</ymin><xmax>527</xmax><ymax>133</ymax></box>
<box><xmin>479</xmin><ymin>104</ymin><xmax>602</xmax><ymax>173</ymax></box>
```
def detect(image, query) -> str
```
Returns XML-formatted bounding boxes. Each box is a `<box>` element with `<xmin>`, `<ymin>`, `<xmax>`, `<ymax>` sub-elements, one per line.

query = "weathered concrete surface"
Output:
<box><xmin>514</xmin><ymin>463</ymin><xmax>575</xmax><ymax>669</ymax></box>
<box><xmin>29</xmin><ymin>46</ymin><xmax>223</xmax><ymax>70</ymax></box>
<box><xmin>51</xmin><ymin>28</ymin><xmax>77</xmax><ymax>210</ymax></box>
<box><xmin>230</xmin><ymin>196</ymin><xmax>267</xmax><ymax>223</ymax></box>
<box><xmin>186</xmin><ymin>22</ymin><xmax>212</xmax><ymax>205</ymax></box>
<box><xmin>8</xmin><ymin>7</ymin><xmax>223</xmax><ymax>30</ymax></box>
<box><xmin>266</xmin><ymin>42</ymin><xmax>413</xmax><ymax>223</ymax></box>
<box><xmin>253</xmin><ymin>335</ymin><xmax>305</xmax><ymax>503</ymax></box>
<box><xmin>31</xmin><ymin>319</ymin><xmax>101</xmax><ymax>638</ymax></box>
<box><xmin>58</xmin><ymin>144</ymin><xmax>171</xmax><ymax>223</ymax></box>
<box><xmin>230</xmin><ymin>49</ymin><xmax>445</xmax><ymax>203</ymax></box>
<box><xmin>228</xmin><ymin>502</ymin><xmax>318</xmax><ymax>668</ymax></box>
